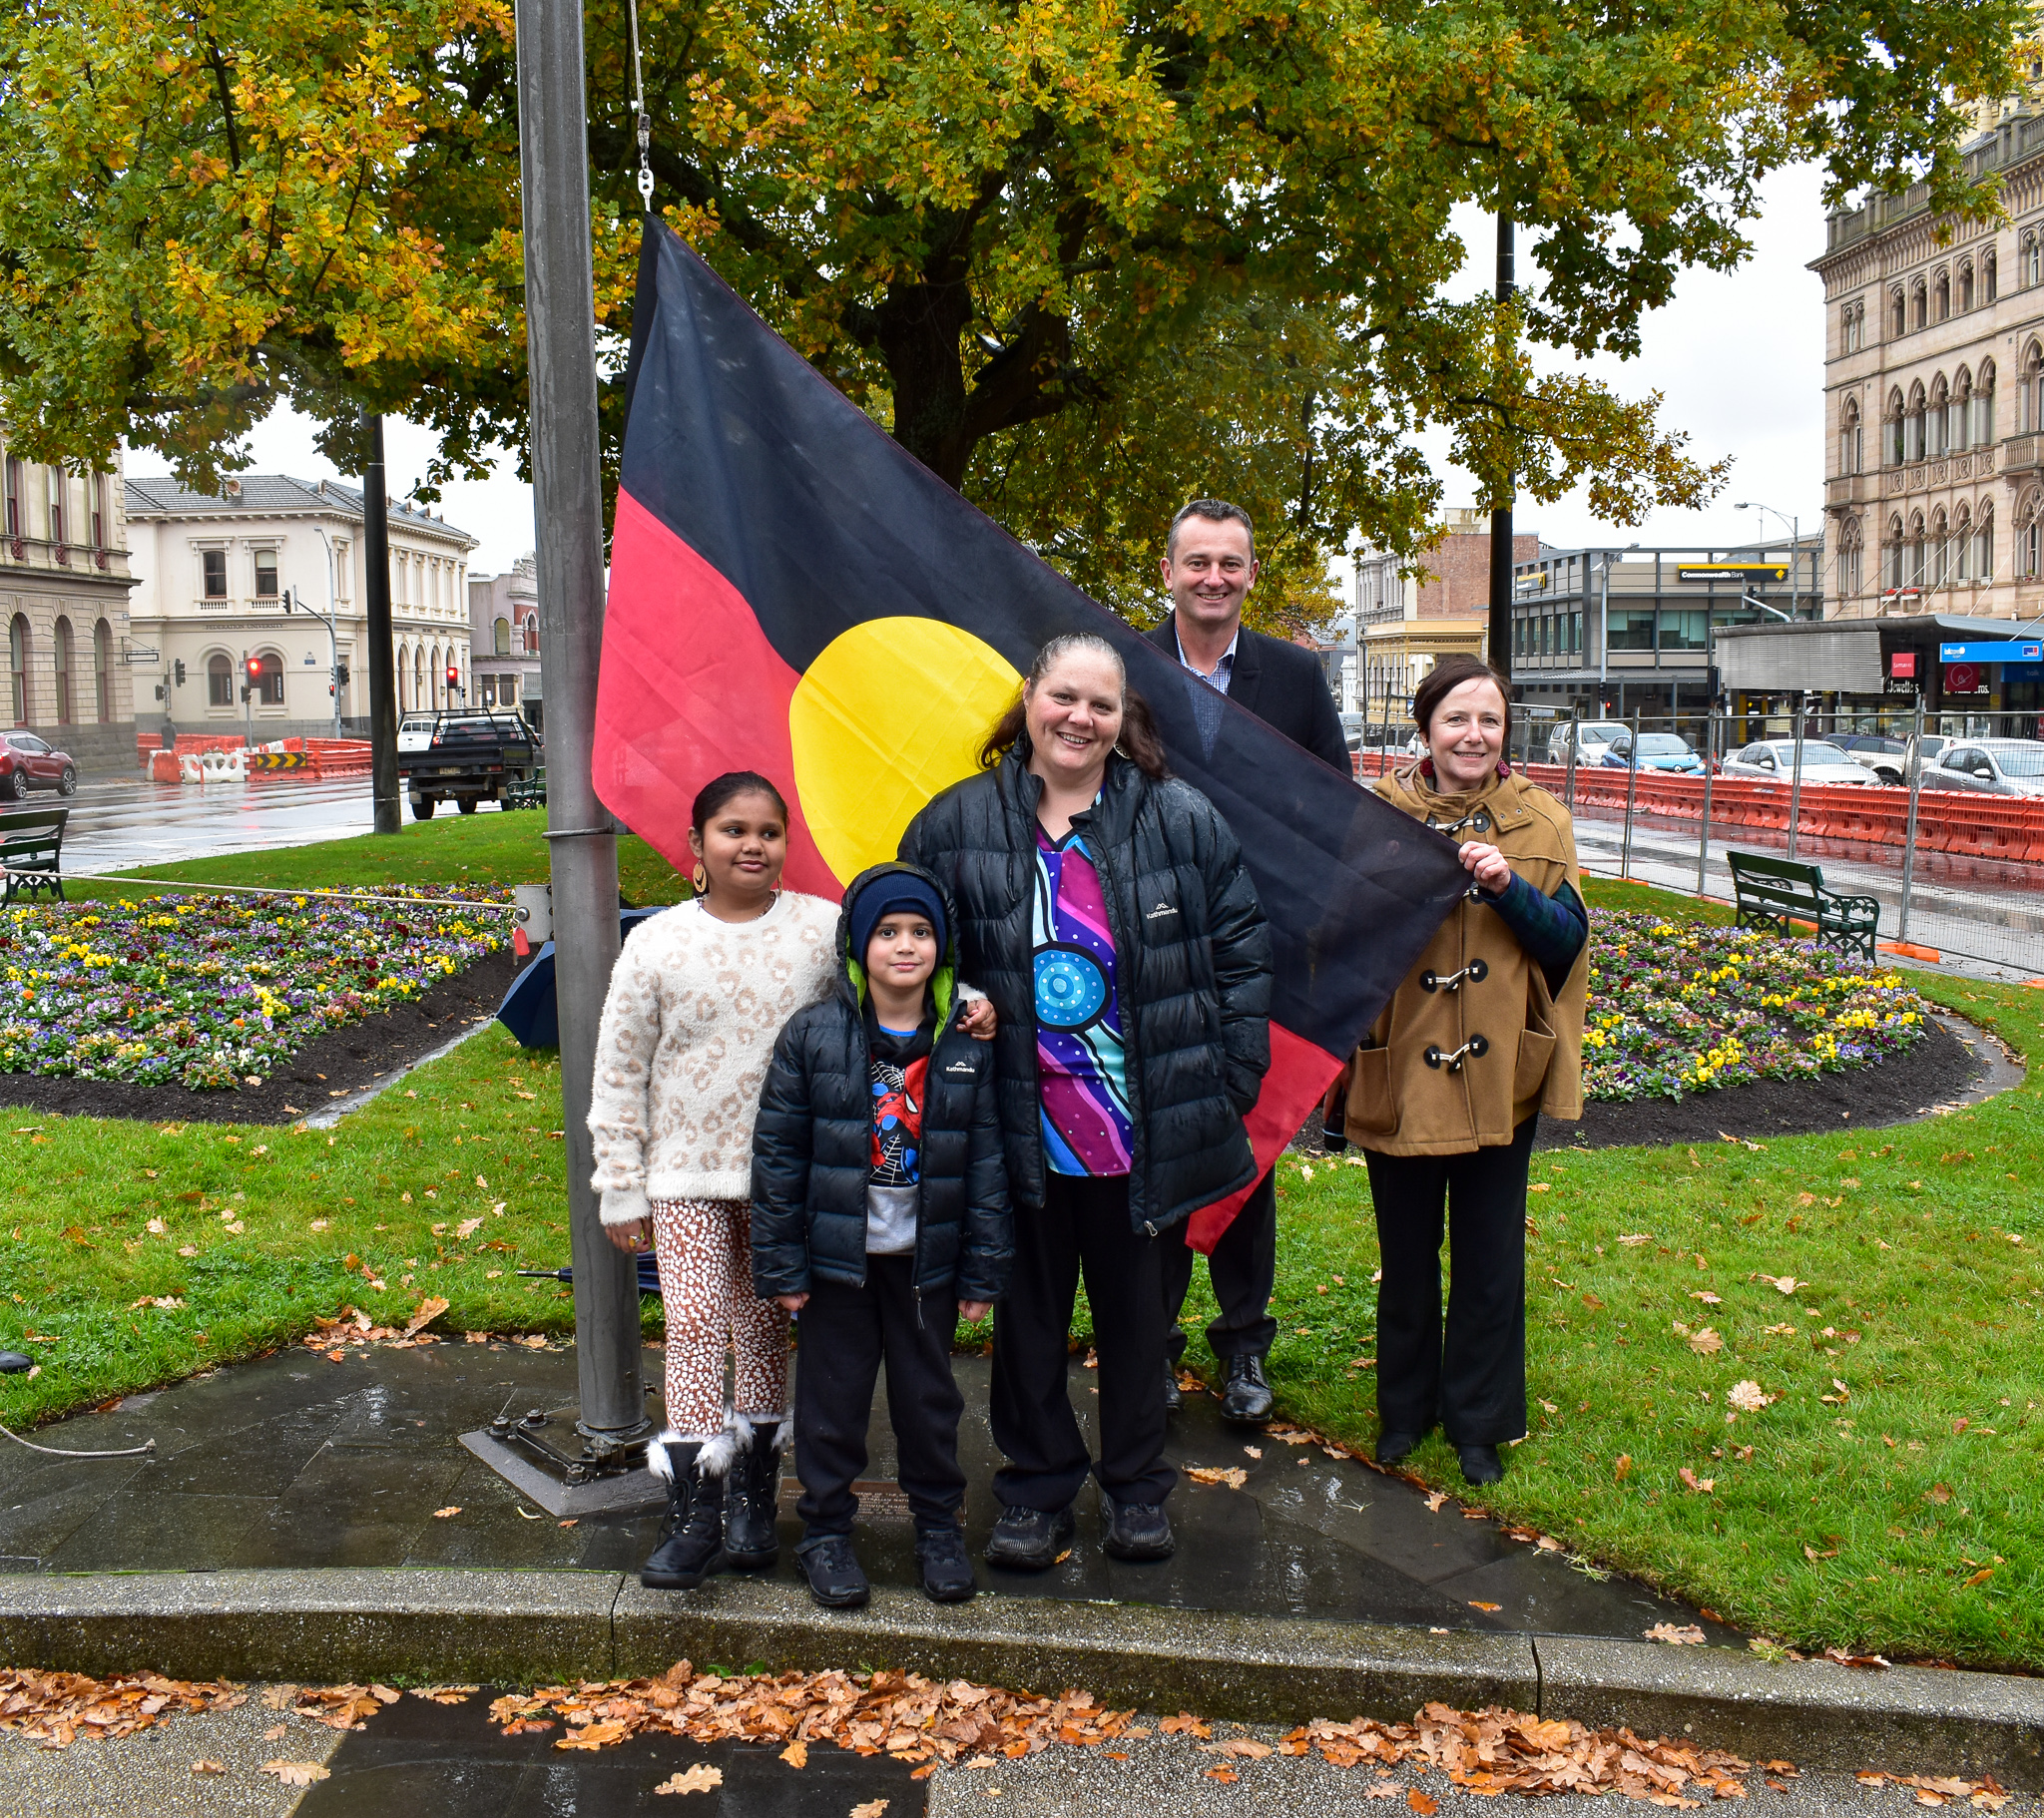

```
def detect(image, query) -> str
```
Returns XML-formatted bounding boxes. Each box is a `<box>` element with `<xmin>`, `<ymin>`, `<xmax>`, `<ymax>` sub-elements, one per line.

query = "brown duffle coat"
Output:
<box><xmin>1343</xmin><ymin>764</ymin><xmax>1588</xmax><ymax>1157</ymax></box>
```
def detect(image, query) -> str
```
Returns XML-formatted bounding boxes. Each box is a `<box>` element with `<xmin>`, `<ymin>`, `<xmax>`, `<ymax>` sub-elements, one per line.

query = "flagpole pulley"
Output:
<box><xmin>628</xmin><ymin>0</ymin><xmax>654</xmax><ymax>212</ymax></box>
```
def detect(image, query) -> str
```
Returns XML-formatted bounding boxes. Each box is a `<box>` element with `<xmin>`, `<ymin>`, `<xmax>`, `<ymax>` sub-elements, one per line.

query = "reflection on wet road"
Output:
<box><xmin>54</xmin><ymin>773</ymin><xmax>378</xmax><ymax>878</ymax></box>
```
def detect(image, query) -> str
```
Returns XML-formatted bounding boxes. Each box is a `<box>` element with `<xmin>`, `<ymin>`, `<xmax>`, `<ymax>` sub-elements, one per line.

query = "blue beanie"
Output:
<box><xmin>847</xmin><ymin>873</ymin><xmax>948</xmax><ymax>969</ymax></box>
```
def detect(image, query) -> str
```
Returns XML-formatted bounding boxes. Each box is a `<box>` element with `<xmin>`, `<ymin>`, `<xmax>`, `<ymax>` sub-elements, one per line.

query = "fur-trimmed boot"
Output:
<box><xmin>725</xmin><ymin>1414</ymin><xmax>789</xmax><ymax>1571</ymax></box>
<box><xmin>640</xmin><ymin>1429</ymin><xmax>736</xmax><ymax>1591</ymax></box>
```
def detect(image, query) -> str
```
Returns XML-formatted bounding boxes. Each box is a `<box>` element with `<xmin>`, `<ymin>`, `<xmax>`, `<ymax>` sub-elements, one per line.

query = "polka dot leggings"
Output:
<box><xmin>649</xmin><ymin>1196</ymin><xmax>789</xmax><ymax>1438</ymax></box>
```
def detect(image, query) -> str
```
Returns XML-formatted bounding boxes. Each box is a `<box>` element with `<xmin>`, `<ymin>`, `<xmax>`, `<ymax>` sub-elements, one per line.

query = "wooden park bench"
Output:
<box><xmin>504</xmin><ymin>766</ymin><xmax>547</xmax><ymax>810</ymax></box>
<box><xmin>1726</xmin><ymin>849</ymin><xmax>1879</xmax><ymax>962</ymax></box>
<box><xmin>0</xmin><ymin>806</ymin><xmax>67</xmax><ymax>905</ymax></box>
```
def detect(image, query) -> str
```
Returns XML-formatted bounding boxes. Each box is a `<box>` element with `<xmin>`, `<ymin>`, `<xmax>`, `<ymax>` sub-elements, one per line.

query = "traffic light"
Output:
<box><xmin>245</xmin><ymin>655</ymin><xmax>264</xmax><ymax>688</ymax></box>
<box><xmin>336</xmin><ymin>662</ymin><xmax>350</xmax><ymax>687</ymax></box>
<box><xmin>174</xmin><ymin>660</ymin><xmax>187</xmax><ymax>685</ymax></box>
<box><xmin>445</xmin><ymin>664</ymin><xmax>460</xmax><ymax>689</ymax></box>
<box><xmin>279</xmin><ymin>589</ymin><xmax>293</xmax><ymax>614</ymax></box>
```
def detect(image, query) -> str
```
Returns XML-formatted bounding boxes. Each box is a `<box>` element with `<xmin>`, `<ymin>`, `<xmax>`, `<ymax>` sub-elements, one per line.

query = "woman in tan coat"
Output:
<box><xmin>1328</xmin><ymin>656</ymin><xmax>1588</xmax><ymax>1486</ymax></box>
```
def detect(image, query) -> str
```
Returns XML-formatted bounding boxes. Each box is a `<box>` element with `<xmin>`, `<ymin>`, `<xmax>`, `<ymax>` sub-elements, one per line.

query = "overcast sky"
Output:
<box><xmin>123</xmin><ymin>164</ymin><xmax>1828</xmax><ymax>579</ymax></box>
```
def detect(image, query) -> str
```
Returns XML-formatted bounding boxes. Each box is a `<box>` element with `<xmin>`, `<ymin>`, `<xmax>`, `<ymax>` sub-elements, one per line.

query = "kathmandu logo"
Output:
<box><xmin>944</xmin><ymin>1061</ymin><xmax>976</xmax><ymax>1075</ymax></box>
<box><xmin>1144</xmin><ymin>902</ymin><xmax>1179</xmax><ymax>920</ymax></box>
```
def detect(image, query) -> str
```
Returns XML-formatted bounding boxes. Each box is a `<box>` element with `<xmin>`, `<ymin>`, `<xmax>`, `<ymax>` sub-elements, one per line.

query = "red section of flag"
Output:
<box><xmin>1184</xmin><ymin>1023</ymin><xmax>1342</xmax><ymax>1255</ymax></box>
<box><xmin>596</xmin><ymin>489</ymin><xmax>840</xmax><ymax>897</ymax></box>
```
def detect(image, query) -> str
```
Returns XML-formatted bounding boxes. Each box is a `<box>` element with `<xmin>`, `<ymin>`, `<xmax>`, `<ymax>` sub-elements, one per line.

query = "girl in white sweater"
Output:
<box><xmin>590</xmin><ymin>772</ymin><xmax>839</xmax><ymax>1589</ymax></box>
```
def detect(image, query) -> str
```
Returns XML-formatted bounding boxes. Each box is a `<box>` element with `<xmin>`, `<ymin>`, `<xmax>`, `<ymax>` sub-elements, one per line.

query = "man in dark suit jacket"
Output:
<box><xmin>1144</xmin><ymin>498</ymin><xmax>1351</xmax><ymax>1424</ymax></box>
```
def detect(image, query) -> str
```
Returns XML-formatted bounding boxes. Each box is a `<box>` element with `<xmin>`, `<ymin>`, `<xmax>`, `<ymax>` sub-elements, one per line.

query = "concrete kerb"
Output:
<box><xmin>0</xmin><ymin>1571</ymin><xmax>2039</xmax><ymax>1786</ymax></box>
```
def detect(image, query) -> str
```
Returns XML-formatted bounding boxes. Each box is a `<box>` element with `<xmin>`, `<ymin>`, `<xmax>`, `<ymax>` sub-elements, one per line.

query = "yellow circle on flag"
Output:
<box><xmin>789</xmin><ymin>618</ymin><xmax>1023</xmax><ymax>884</ymax></box>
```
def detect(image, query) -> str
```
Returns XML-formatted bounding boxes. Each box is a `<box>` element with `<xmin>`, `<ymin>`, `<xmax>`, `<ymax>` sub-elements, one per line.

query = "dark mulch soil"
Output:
<box><xmin>0</xmin><ymin>948</ymin><xmax>520</xmax><ymax>1128</ymax></box>
<box><xmin>1533</xmin><ymin>1013</ymin><xmax>1990</xmax><ymax>1151</ymax></box>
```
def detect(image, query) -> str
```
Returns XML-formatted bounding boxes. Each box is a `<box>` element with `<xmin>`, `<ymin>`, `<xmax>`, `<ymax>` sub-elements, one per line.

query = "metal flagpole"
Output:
<box><xmin>1898</xmin><ymin>693</ymin><xmax>1925</xmax><ymax>944</ymax></box>
<box><xmin>460</xmin><ymin>0</ymin><xmax>648</xmax><ymax>1506</ymax></box>
<box><xmin>1619</xmin><ymin>708</ymin><xmax>1642</xmax><ymax>883</ymax></box>
<box><xmin>361</xmin><ymin>415</ymin><xmax>401</xmax><ymax>834</ymax></box>
<box><xmin>1787</xmin><ymin>693</ymin><xmax>1806</xmax><ymax>862</ymax></box>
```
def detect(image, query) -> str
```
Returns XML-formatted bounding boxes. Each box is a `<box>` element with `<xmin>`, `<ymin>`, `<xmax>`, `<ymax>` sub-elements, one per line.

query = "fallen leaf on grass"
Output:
<box><xmin>1962</xmin><ymin>1568</ymin><xmax>1994</xmax><ymax>1588</ymax></box>
<box><xmin>261</xmin><ymin>1762</ymin><xmax>330</xmax><ymax>1786</ymax></box>
<box><xmin>1679</xmin><ymin>1469</ymin><xmax>1716</xmax><ymax>1495</ymax></box>
<box><xmin>1614</xmin><ymin>1454</ymin><xmax>1632</xmax><ymax>1481</ymax></box>
<box><xmin>1688</xmin><ymin>1328</ymin><xmax>1725</xmax><ymax>1356</ymax></box>
<box><xmin>1758</xmin><ymin>1274</ymin><xmax>1803</xmax><ymax>1295</ymax></box>
<box><xmin>1690</xmin><ymin>1291</ymin><xmax>1722</xmax><ymax>1305</ymax></box>
<box><xmin>1727</xmin><ymin>1381</ymin><xmax>1770</xmax><ymax>1413</ymax></box>
<box><xmin>653</xmin><ymin>1763</ymin><xmax>724</xmax><ymax>1794</ymax></box>
<box><xmin>1925</xmin><ymin>1484</ymin><xmax>1952</xmax><ymax>1505</ymax></box>
<box><xmin>1646</xmin><ymin>1623</ymin><xmax>1707</xmax><ymax>1645</ymax></box>
<box><xmin>1618</xmin><ymin>1233</ymin><xmax>1653</xmax><ymax>1245</ymax></box>
<box><xmin>1804</xmin><ymin>1545</ymin><xmax>1838</xmax><ymax>1562</ymax></box>
<box><xmin>779</xmin><ymin>1738</ymin><xmax>807</xmax><ymax>1768</ymax></box>
<box><xmin>405</xmin><ymin>1295</ymin><xmax>450</xmax><ymax>1337</ymax></box>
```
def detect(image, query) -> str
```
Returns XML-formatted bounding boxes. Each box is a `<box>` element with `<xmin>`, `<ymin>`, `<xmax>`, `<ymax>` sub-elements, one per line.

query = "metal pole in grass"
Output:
<box><xmin>361</xmin><ymin>414</ymin><xmax>402</xmax><ymax>835</ymax></box>
<box><xmin>1619</xmin><ymin>707</ymin><xmax>1642</xmax><ymax>883</ymax></box>
<box><xmin>1787</xmin><ymin>691</ymin><xmax>1806</xmax><ymax>861</ymax></box>
<box><xmin>1899</xmin><ymin>691</ymin><xmax>1926</xmax><ymax>944</ymax></box>
<box><xmin>1696</xmin><ymin>710</ymin><xmax>1716</xmax><ymax>897</ymax></box>
<box><xmin>514</xmin><ymin>0</ymin><xmax>644</xmax><ymax>1456</ymax></box>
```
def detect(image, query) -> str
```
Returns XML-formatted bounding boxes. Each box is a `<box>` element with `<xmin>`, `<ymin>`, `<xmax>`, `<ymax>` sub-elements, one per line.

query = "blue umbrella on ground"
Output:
<box><xmin>496</xmin><ymin>906</ymin><xmax>670</xmax><ymax>1049</ymax></box>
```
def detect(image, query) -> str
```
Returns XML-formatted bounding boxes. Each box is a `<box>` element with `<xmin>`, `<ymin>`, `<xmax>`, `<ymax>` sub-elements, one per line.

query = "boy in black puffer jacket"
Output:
<box><xmin>752</xmin><ymin>863</ymin><xmax>1010</xmax><ymax>1609</ymax></box>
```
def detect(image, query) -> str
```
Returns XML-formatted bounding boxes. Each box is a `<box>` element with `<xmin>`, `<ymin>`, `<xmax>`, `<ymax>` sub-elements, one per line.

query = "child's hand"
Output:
<box><xmin>604</xmin><ymin>1218</ymin><xmax>650</xmax><ymax>1254</ymax></box>
<box><xmin>775</xmin><ymin>1292</ymin><xmax>809</xmax><ymax>1313</ymax></box>
<box><xmin>958</xmin><ymin>997</ymin><xmax>998</xmax><ymax>1042</ymax></box>
<box><xmin>957</xmin><ymin>1299</ymin><xmax>992</xmax><ymax>1323</ymax></box>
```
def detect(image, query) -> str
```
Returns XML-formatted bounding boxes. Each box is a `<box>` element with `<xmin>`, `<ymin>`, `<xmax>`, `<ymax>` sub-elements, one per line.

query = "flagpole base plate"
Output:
<box><xmin>459</xmin><ymin>1426</ymin><xmax>666</xmax><ymax>1520</ymax></box>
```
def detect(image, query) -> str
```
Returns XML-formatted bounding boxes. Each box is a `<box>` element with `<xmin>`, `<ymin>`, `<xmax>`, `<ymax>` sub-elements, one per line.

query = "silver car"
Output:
<box><xmin>1547</xmin><ymin>720</ymin><xmax>1629</xmax><ymax>763</ymax></box>
<box><xmin>1920</xmin><ymin>738</ymin><xmax>2044</xmax><ymax>798</ymax></box>
<box><xmin>1719</xmin><ymin>740</ymin><xmax>1876</xmax><ymax>786</ymax></box>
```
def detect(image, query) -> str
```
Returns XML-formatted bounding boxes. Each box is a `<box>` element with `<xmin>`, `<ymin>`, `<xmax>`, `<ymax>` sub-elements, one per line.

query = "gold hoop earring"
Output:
<box><xmin>691</xmin><ymin>862</ymin><xmax>708</xmax><ymax>893</ymax></box>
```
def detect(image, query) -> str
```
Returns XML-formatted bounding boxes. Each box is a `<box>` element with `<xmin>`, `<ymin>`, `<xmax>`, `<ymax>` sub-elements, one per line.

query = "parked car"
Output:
<box><xmin>1718</xmin><ymin>740</ymin><xmax>1875</xmax><ymax>787</ymax></box>
<box><xmin>1339</xmin><ymin>711</ymin><xmax>1365</xmax><ymax>753</ymax></box>
<box><xmin>0</xmin><ymin>732</ymin><xmax>77</xmax><ymax>798</ymax></box>
<box><xmin>1596</xmin><ymin>731</ymin><xmax>1705</xmax><ymax>775</ymax></box>
<box><xmin>1919</xmin><ymin>738</ymin><xmax>2044</xmax><ymax>798</ymax></box>
<box><xmin>1547</xmin><ymin>720</ymin><xmax>1629</xmax><ymax>763</ymax></box>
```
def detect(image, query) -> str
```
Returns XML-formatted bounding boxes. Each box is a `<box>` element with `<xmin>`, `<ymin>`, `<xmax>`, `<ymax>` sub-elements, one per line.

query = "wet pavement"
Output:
<box><xmin>49</xmin><ymin>773</ymin><xmax>375</xmax><ymax>880</ymax></box>
<box><xmin>0</xmin><ymin>1342</ymin><xmax>1723</xmax><ymax>1644</ymax></box>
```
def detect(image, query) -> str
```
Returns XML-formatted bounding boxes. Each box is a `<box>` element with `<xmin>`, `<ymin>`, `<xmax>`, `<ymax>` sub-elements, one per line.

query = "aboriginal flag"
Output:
<box><xmin>597</xmin><ymin>222</ymin><xmax>1469</xmax><ymax>1249</ymax></box>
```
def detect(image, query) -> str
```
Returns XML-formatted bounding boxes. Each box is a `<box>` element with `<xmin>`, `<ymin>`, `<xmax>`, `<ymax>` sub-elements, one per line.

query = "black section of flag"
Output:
<box><xmin>620</xmin><ymin>221</ymin><xmax>1469</xmax><ymax>1057</ymax></box>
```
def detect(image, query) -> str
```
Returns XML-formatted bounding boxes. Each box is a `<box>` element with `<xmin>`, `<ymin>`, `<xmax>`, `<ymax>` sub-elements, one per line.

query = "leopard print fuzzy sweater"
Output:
<box><xmin>587</xmin><ymin>891</ymin><xmax>839</xmax><ymax>1223</ymax></box>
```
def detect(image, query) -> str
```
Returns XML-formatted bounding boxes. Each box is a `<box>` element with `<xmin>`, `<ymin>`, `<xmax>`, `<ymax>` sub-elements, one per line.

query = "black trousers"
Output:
<box><xmin>990</xmin><ymin>1173</ymin><xmax>1175</xmax><ymax>1511</ymax></box>
<box><xmin>1363</xmin><ymin>1118</ymin><xmax>1536</xmax><ymax>1448</ymax></box>
<box><xmin>1159</xmin><ymin>1166</ymin><xmax>1278</xmax><ymax>1362</ymax></box>
<box><xmin>792</xmin><ymin>1255</ymin><xmax>967</xmax><ymax>1538</ymax></box>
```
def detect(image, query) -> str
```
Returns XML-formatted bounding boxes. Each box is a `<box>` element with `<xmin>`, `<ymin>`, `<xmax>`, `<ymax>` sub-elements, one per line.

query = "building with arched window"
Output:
<box><xmin>125</xmin><ymin>475</ymin><xmax>477</xmax><ymax>739</ymax></box>
<box><xmin>1817</xmin><ymin>111</ymin><xmax>2044</xmax><ymax>629</ymax></box>
<box><xmin>0</xmin><ymin>432</ymin><xmax>137</xmax><ymax>763</ymax></box>
<box><xmin>466</xmin><ymin>552</ymin><xmax>543</xmax><ymax>727</ymax></box>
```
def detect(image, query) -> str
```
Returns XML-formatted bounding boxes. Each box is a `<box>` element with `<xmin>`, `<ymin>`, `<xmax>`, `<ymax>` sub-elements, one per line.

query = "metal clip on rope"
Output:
<box><xmin>1419</xmin><ymin>958</ymin><xmax>1489</xmax><ymax>994</ymax></box>
<box><xmin>1423</xmin><ymin>1034</ymin><xmax>1489</xmax><ymax>1072</ymax></box>
<box><xmin>628</xmin><ymin>0</ymin><xmax>654</xmax><ymax>210</ymax></box>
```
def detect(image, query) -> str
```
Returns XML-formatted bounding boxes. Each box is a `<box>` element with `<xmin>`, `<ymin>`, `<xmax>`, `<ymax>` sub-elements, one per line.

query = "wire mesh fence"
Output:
<box><xmin>1360</xmin><ymin>706</ymin><xmax>2044</xmax><ymax>978</ymax></box>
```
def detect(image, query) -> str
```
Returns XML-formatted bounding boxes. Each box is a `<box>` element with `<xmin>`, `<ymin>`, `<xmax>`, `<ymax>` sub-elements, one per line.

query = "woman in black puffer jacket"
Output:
<box><xmin>899</xmin><ymin>633</ymin><xmax>1271</xmax><ymax>1574</ymax></box>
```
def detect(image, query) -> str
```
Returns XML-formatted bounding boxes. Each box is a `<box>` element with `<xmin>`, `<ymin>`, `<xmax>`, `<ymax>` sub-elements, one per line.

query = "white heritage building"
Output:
<box><xmin>125</xmin><ymin>475</ymin><xmax>479</xmax><ymax>739</ymax></box>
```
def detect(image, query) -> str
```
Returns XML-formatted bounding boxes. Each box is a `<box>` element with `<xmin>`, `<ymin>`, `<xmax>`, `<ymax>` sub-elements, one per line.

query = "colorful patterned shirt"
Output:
<box><xmin>1032</xmin><ymin>825</ymin><xmax>1132</xmax><ymax>1176</ymax></box>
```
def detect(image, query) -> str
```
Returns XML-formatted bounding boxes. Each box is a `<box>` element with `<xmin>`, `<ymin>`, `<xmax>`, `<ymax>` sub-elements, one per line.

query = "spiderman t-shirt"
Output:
<box><xmin>865</xmin><ymin>1014</ymin><xmax>932</xmax><ymax>1255</ymax></box>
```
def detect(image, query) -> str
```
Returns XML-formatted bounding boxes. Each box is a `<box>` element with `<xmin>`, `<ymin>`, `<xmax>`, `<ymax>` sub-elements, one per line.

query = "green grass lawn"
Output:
<box><xmin>1</xmin><ymin>823</ymin><xmax>2037</xmax><ymax>1671</ymax></box>
<box><xmin>1181</xmin><ymin>877</ymin><xmax>2044</xmax><ymax>1670</ymax></box>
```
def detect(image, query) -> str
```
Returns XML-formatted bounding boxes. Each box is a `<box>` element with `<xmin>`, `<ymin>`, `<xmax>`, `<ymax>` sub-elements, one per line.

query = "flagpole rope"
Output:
<box><xmin>629</xmin><ymin>0</ymin><xmax>653</xmax><ymax>213</ymax></box>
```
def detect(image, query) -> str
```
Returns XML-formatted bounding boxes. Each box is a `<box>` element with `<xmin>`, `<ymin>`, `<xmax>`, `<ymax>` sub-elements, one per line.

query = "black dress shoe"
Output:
<box><xmin>1100</xmin><ymin>1493</ymin><xmax>1175</xmax><ymax>1562</ymax></box>
<box><xmin>1219</xmin><ymin>1353</ymin><xmax>1274</xmax><ymax>1424</ymax></box>
<box><xmin>1458</xmin><ymin>1444</ymin><xmax>1504</xmax><ymax>1486</ymax></box>
<box><xmin>1163</xmin><ymin>1360</ymin><xmax>1183</xmax><ymax>1413</ymax></box>
<box><xmin>915</xmin><ymin>1526</ymin><xmax>978</xmax><ymax>1602</ymax></box>
<box><xmin>795</xmin><ymin>1534</ymin><xmax>870</xmax><ymax>1608</ymax></box>
<box><xmin>984</xmin><ymin>1503</ymin><xmax>1076</xmax><ymax>1572</ymax></box>
<box><xmin>1375</xmin><ymin>1431</ymin><xmax>1423</xmax><ymax>1467</ymax></box>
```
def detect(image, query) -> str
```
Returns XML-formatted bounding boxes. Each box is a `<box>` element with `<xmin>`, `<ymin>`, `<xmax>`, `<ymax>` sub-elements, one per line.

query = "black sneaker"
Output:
<box><xmin>984</xmin><ymin>1503</ymin><xmax>1075</xmax><ymax>1572</ymax></box>
<box><xmin>1458</xmin><ymin>1444</ymin><xmax>1504</xmax><ymax>1486</ymax></box>
<box><xmin>1375</xmin><ymin>1430</ymin><xmax>1422</xmax><ymax>1467</ymax></box>
<box><xmin>915</xmin><ymin>1527</ymin><xmax>977</xmax><ymax>1603</ymax></box>
<box><xmin>1163</xmin><ymin>1359</ymin><xmax>1183</xmax><ymax>1414</ymax></box>
<box><xmin>1219</xmin><ymin>1353</ymin><xmax>1274</xmax><ymax>1424</ymax></box>
<box><xmin>1100</xmin><ymin>1492</ymin><xmax>1175</xmax><ymax>1562</ymax></box>
<box><xmin>795</xmin><ymin>1534</ymin><xmax>870</xmax><ymax>1609</ymax></box>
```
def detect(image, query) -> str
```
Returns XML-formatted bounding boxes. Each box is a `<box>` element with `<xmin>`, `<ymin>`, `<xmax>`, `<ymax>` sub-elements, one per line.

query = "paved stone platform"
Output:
<box><xmin>0</xmin><ymin>1341</ymin><xmax>1722</xmax><ymax>1645</ymax></box>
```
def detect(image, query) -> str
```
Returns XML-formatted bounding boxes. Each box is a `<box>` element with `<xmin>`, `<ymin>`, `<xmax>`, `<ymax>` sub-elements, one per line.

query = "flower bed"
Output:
<box><xmin>1583</xmin><ymin>912</ymin><xmax>1928</xmax><ymax>1102</ymax></box>
<box><xmin>0</xmin><ymin>889</ymin><xmax>510</xmax><ymax>1091</ymax></box>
